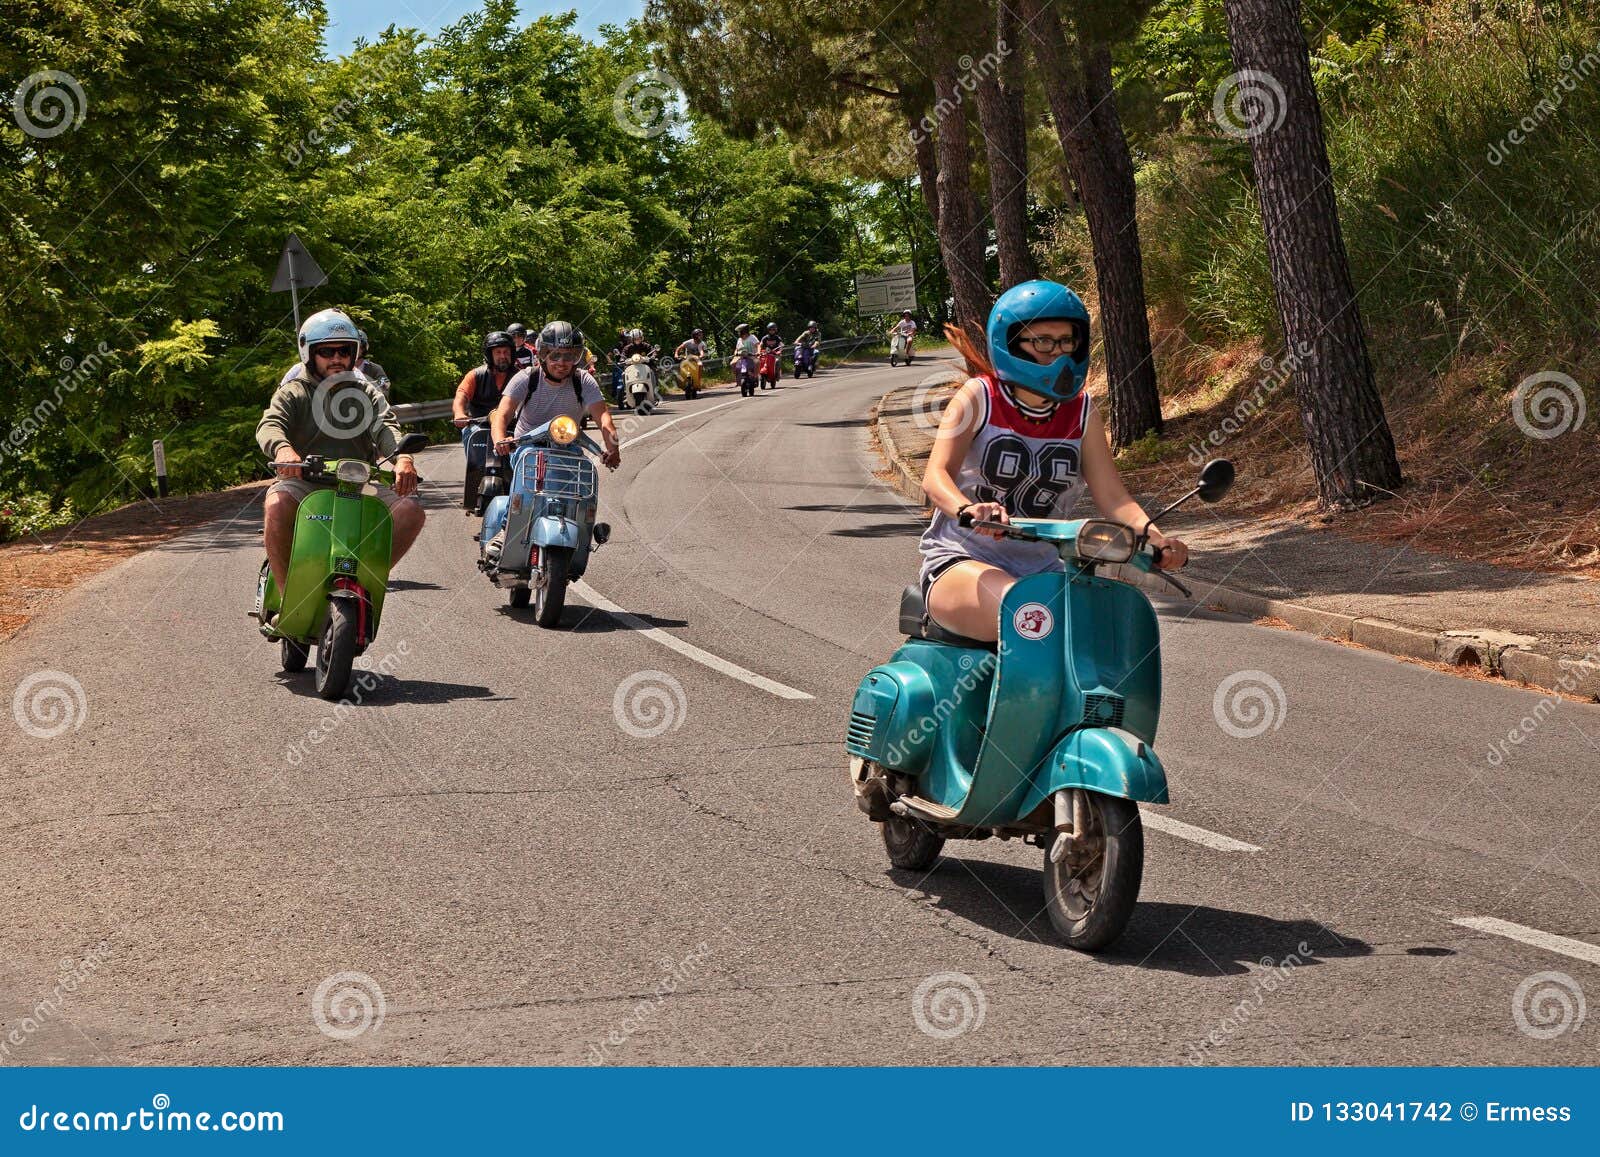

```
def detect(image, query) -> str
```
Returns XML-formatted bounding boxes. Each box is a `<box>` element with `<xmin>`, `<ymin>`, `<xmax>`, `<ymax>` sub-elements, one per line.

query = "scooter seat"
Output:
<box><xmin>898</xmin><ymin>585</ymin><xmax>996</xmax><ymax>651</ymax></box>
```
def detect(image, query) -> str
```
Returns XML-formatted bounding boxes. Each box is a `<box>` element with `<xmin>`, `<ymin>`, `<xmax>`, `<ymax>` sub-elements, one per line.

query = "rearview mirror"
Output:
<box><xmin>1197</xmin><ymin>458</ymin><xmax>1235</xmax><ymax>503</ymax></box>
<box><xmin>397</xmin><ymin>432</ymin><xmax>430</xmax><ymax>456</ymax></box>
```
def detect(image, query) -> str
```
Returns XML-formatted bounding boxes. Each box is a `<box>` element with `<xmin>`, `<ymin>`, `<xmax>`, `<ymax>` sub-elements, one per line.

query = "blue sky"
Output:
<box><xmin>321</xmin><ymin>1</ymin><xmax>644</xmax><ymax>52</ymax></box>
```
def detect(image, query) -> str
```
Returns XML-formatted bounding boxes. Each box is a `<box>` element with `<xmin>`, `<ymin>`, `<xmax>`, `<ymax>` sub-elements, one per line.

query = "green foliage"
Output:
<box><xmin>1</xmin><ymin>2</ymin><xmax>872</xmax><ymax>537</ymax></box>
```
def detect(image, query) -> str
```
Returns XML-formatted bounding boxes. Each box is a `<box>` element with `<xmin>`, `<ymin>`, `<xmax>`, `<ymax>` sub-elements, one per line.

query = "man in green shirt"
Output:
<box><xmin>255</xmin><ymin>308</ymin><xmax>424</xmax><ymax>592</ymax></box>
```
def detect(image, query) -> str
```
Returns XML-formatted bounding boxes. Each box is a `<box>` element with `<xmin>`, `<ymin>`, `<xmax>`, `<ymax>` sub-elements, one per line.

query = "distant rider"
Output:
<box><xmin>452</xmin><ymin>331</ymin><xmax>518</xmax><ymax>507</ymax></box>
<box><xmin>256</xmin><ymin>308</ymin><xmax>423</xmax><ymax>602</ymax></box>
<box><xmin>356</xmin><ymin>329</ymin><xmax>390</xmax><ymax>398</ymax></box>
<box><xmin>674</xmin><ymin>328</ymin><xmax>708</xmax><ymax>360</ymax></box>
<box><xmin>890</xmin><ymin>310</ymin><xmax>917</xmax><ymax>356</ymax></box>
<box><xmin>483</xmin><ymin>322</ymin><xmax>621</xmax><ymax>564</ymax></box>
<box><xmin>507</xmin><ymin>322</ymin><xmax>534</xmax><ymax>371</ymax></box>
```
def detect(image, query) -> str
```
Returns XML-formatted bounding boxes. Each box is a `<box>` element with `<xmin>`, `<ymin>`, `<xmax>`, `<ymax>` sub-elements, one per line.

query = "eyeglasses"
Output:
<box><xmin>314</xmin><ymin>343</ymin><xmax>358</xmax><ymax>360</ymax></box>
<box><xmin>1016</xmin><ymin>333</ymin><xmax>1083</xmax><ymax>355</ymax></box>
<box><xmin>543</xmin><ymin>350</ymin><xmax>581</xmax><ymax>364</ymax></box>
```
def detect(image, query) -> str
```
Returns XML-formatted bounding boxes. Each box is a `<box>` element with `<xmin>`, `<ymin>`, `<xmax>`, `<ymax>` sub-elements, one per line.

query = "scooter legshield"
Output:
<box><xmin>276</xmin><ymin>485</ymin><xmax>393</xmax><ymax>642</ymax></box>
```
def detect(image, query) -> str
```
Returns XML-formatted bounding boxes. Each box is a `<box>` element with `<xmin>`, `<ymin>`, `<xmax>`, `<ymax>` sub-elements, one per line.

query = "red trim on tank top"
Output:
<box><xmin>980</xmin><ymin>372</ymin><xmax>1087</xmax><ymax>439</ymax></box>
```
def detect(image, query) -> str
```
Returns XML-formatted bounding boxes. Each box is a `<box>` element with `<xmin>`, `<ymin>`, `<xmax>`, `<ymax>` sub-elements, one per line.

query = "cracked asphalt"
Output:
<box><xmin>2</xmin><ymin>358</ymin><xmax>1599</xmax><ymax>1065</ymax></box>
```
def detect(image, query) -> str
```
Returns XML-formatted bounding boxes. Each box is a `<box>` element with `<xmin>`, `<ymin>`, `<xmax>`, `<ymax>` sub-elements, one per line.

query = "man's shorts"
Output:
<box><xmin>267</xmin><ymin>477</ymin><xmax>413</xmax><ymax>512</ymax></box>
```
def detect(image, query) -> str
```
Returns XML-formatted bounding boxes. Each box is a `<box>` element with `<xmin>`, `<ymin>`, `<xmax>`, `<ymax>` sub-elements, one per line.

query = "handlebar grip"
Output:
<box><xmin>958</xmin><ymin>510</ymin><xmax>974</xmax><ymax>528</ymax></box>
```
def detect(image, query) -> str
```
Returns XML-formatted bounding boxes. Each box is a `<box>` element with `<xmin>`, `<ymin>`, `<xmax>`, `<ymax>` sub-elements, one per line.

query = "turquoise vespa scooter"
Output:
<box><xmin>846</xmin><ymin>459</ymin><xmax>1235</xmax><ymax>951</ymax></box>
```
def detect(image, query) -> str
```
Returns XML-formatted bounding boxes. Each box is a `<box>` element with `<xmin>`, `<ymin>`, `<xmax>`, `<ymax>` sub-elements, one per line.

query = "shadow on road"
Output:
<box><xmin>786</xmin><ymin>502</ymin><xmax>913</xmax><ymax>515</ymax></box>
<box><xmin>900</xmin><ymin>857</ymin><xmax>1375</xmax><ymax>974</ymax></box>
<box><xmin>384</xmin><ymin>579</ymin><xmax>447</xmax><ymax>592</ymax></box>
<box><xmin>491</xmin><ymin>603</ymin><xmax>689</xmax><ymax>632</ymax></box>
<box><xmin>829</xmin><ymin>523</ymin><xmax>922</xmax><ymax>539</ymax></box>
<box><xmin>795</xmin><ymin>418</ymin><xmax>868</xmax><ymax>429</ymax></box>
<box><xmin>275</xmin><ymin>672</ymin><xmax>502</xmax><ymax>706</ymax></box>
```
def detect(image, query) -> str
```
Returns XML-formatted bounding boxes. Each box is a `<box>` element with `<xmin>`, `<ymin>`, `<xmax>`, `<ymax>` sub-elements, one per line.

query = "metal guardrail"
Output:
<box><xmin>389</xmin><ymin>334</ymin><xmax>884</xmax><ymax>424</ymax></box>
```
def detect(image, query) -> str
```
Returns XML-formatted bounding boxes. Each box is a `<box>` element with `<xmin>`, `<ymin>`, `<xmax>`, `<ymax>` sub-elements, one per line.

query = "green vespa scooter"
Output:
<box><xmin>847</xmin><ymin>459</ymin><xmax>1235</xmax><ymax>951</ymax></box>
<box><xmin>252</xmin><ymin>432</ymin><xmax>429</xmax><ymax>699</ymax></box>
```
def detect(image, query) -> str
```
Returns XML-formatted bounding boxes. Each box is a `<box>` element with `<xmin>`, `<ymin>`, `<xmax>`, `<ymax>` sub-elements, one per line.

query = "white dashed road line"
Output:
<box><xmin>1141</xmin><ymin>810</ymin><xmax>1263</xmax><ymax>853</ymax></box>
<box><xmin>573</xmin><ymin>581</ymin><xmax>813</xmax><ymax>700</ymax></box>
<box><xmin>1452</xmin><ymin>916</ymin><xmax>1600</xmax><ymax>967</ymax></box>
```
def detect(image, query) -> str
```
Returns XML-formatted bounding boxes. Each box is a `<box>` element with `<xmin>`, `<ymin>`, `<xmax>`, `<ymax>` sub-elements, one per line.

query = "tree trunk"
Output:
<box><xmin>1221</xmin><ymin>0</ymin><xmax>1401</xmax><ymax>505</ymax></box>
<box><xmin>906</xmin><ymin>102</ymin><xmax>941</xmax><ymax>231</ymax></box>
<box><xmin>974</xmin><ymin>0</ymin><xmax>1038</xmax><ymax>288</ymax></box>
<box><xmin>1020</xmin><ymin>0</ymin><xmax>1162</xmax><ymax>447</ymax></box>
<box><xmin>931</xmin><ymin>60</ymin><xmax>991</xmax><ymax>349</ymax></box>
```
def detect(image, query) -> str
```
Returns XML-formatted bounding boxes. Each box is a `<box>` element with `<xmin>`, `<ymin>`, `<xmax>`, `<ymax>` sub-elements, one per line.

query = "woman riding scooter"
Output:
<box><xmin>920</xmin><ymin>280</ymin><xmax>1190</xmax><ymax>641</ymax></box>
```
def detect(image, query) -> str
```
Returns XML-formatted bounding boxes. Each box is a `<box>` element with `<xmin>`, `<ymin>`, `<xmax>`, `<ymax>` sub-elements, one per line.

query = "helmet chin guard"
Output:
<box><xmin>985</xmin><ymin>280</ymin><xmax>1091</xmax><ymax>401</ymax></box>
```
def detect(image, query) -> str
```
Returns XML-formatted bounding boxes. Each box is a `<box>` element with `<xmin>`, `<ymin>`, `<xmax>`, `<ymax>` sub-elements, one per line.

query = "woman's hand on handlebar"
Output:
<box><xmin>493</xmin><ymin>438</ymin><xmax>515</xmax><ymax>456</ymax></box>
<box><xmin>1148</xmin><ymin>531</ymin><xmax>1189</xmax><ymax>570</ymax></box>
<box><xmin>959</xmin><ymin>501</ymin><xmax>1009</xmax><ymax>539</ymax></box>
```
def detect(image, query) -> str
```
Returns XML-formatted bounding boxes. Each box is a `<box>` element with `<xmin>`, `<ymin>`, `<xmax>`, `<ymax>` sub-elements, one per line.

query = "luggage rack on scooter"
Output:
<box><xmin>511</xmin><ymin>446</ymin><xmax>598</xmax><ymax>502</ymax></box>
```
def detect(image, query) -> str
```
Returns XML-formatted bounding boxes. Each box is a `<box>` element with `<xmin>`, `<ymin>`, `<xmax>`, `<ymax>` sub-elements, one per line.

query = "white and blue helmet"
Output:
<box><xmin>297</xmin><ymin>308</ymin><xmax>361</xmax><ymax>368</ymax></box>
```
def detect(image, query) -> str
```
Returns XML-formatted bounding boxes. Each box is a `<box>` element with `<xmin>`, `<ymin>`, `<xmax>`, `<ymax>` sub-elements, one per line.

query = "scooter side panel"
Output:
<box><xmin>952</xmin><ymin>572</ymin><xmax>1067</xmax><ymax>827</ymax></box>
<box><xmin>1017</xmin><ymin>726</ymin><xmax>1170</xmax><ymax>812</ymax></box>
<box><xmin>846</xmin><ymin>644</ymin><xmax>988</xmax><ymax>803</ymax></box>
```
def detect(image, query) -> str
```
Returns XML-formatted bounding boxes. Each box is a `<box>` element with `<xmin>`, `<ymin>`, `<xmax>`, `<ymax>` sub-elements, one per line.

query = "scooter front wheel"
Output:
<box><xmin>535</xmin><ymin>547</ymin><xmax>571</xmax><ymax>628</ymax></box>
<box><xmin>1043</xmin><ymin>793</ymin><xmax>1143</xmax><ymax>951</ymax></box>
<box><xmin>314</xmin><ymin>599</ymin><xmax>359</xmax><ymax>700</ymax></box>
<box><xmin>881</xmin><ymin>815</ymin><xmax>944</xmax><ymax>871</ymax></box>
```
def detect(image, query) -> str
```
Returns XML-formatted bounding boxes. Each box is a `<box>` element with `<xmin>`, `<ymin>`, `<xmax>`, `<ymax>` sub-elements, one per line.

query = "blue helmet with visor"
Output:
<box><xmin>985</xmin><ymin>280</ymin><xmax>1091</xmax><ymax>400</ymax></box>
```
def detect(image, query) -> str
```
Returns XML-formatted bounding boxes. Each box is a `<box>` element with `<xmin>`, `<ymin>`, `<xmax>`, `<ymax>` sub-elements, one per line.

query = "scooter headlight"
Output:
<box><xmin>336</xmin><ymin>460</ymin><xmax>371</xmax><ymax>485</ymax></box>
<box><xmin>1076</xmin><ymin>520</ymin><xmax>1136</xmax><ymax>563</ymax></box>
<box><xmin>550</xmin><ymin>416</ymin><xmax>579</xmax><ymax>445</ymax></box>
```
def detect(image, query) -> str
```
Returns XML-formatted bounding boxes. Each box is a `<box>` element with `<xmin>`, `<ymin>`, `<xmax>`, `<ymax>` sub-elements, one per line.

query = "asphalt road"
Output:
<box><xmin>2</xmin><ymin>356</ymin><xmax>1598</xmax><ymax>1065</ymax></box>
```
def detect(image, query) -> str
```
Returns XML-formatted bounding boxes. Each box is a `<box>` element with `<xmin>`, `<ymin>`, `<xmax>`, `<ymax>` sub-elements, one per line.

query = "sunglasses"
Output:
<box><xmin>315</xmin><ymin>343</ymin><xmax>359</xmax><ymax>360</ymax></box>
<box><xmin>543</xmin><ymin>350</ymin><xmax>581</xmax><ymax>364</ymax></box>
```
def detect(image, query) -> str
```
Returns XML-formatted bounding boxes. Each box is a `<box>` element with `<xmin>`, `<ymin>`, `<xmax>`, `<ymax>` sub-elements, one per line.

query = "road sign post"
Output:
<box><xmin>270</xmin><ymin>234</ymin><xmax>329</xmax><ymax>339</ymax></box>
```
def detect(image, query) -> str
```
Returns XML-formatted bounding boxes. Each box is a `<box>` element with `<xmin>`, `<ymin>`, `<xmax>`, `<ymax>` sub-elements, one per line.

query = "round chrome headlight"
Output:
<box><xmin>335</xmin><ymin>460</ymin><xmax>371</xmax><ymax>485</ymax></box>
<box><xmin>550</xmin><ymin>416</ymin><xmax>579</xmax><ymax>445</ymax></box>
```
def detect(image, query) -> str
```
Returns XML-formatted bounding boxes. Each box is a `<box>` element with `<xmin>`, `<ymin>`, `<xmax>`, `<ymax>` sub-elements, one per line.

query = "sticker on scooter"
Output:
<box><xmin>1013</xmin><ymin>603</ymin><xmax>1053</xmax><ymax>640</ymax></box>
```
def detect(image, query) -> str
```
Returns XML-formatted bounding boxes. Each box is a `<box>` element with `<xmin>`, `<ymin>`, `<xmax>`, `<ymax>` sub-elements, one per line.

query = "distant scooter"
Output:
<box><xmin>623</xmin><ymin>353</ymin><xmax>659</xmax><ymax>415</ymax></box>
<box><xmin>757</xmin><ymin>347</ymin><xmax>781</xmax><ymax>390</ymax></box>
<box><xmin>252</xmin><ymin>432</ymin><xmax>430</xmax><ymax>699</ymax></box>
<box><xmin>846</xmin><ymin>460</ymin><xmax>1236</xmax><ymax>951</ymax></box>
<box><xmin>889</xmin><ymin>332</ymin><xmax>913</xmax><ymax>367</ymax></box>
<box><xmin>793</xmin><ymin>341</ymin><xmax>819</xmax><ymax>378</ymax></box>
<box><xmin>734</xmin><ymin>352</ymin><xmax>758</xmax><ymax>398</ymax></box>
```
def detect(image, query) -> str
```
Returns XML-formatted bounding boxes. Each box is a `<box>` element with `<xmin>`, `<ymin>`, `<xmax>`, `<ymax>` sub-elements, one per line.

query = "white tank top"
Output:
<box><xmin>919</xmin><ymin>373</ymin><xmax>1092</xmax><ymax>579</ymax></box>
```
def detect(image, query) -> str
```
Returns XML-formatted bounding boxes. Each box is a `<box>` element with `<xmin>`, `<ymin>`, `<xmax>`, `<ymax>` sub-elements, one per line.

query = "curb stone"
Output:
<box><xmin>868</xmin><ymin>386</ymin><xmax>1600</xmax><ymax>703</ymax></box>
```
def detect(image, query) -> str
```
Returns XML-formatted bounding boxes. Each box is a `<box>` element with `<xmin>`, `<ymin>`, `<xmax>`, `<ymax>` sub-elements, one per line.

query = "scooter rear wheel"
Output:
<box><xmin>314</xmin><ymin>599</ymin><xmax>359</xmax><ymax>701</ymax></box>
<box><xmin>281</xmin><ymin>638</ymin><xmax>310</xmax><ymax>672</ymax></box>
<box><xmin>881</xmin><ymin>815</ymin><xmax>944</xmax><ymax>871</ymax></box>
<box><xmin>1043</xmin><ymin>794</ymin><xmax>1143</xmax><ymax>951</ymax></box>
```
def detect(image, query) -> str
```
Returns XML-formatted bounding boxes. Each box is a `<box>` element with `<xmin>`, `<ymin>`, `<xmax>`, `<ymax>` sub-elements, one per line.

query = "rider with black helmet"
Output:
<box><xmin>506</xmin><ymin>322</ymin><xmax>534</xmax><ymax>370</ymax></box>
<box><xmin>452</xmin><ymin>331</ymin><xmax>519</xmax><ymax>507</ymax></box>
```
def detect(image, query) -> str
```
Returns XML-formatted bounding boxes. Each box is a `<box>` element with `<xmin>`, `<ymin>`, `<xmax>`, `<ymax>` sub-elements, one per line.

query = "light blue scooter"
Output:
<box><xmin>846</xmin><ymin>460</ymin><xmax>1235</xmax><ymax>950</ymax></box>
<box><xmin>478</xmin><ymin>416</ymin><xmax>611</xmax><ymax>626</ymax></box>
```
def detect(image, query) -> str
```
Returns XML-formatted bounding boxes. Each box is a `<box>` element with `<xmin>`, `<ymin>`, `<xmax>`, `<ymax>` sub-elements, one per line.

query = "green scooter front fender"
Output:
<box><xmin>263</xmin><ymin>484</ymin><xmax>394</xmax><ymax>644</ymax></box>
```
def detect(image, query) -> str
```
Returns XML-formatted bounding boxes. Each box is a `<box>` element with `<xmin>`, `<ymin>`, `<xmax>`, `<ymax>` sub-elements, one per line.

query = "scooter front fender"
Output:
<box><xmin>532</xmin><ymin>514</ymin><xmax>582</xmax><ymax>550</ymax></box>
<box><xmin>1018</xmin><ymin>727</ymin><xmax>1169</xmax><ymax>812</ymax></box>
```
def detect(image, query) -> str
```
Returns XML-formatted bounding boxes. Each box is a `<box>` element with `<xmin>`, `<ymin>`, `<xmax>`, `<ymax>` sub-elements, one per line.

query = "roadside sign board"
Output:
<box><xmin>855</xmin><ymin>263</ymin><xmax>917</xmax><ymax>315</ymax></box>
